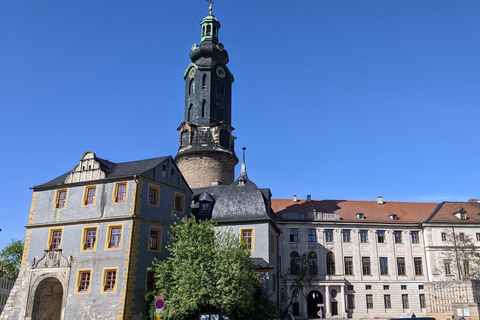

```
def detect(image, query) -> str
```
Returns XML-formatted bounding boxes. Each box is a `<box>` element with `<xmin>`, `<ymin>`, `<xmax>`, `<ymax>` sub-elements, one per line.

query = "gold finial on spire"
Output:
<box><xmin>206</xmin><ymin>0</ymin><xmax>214</xmax><ymax>14</ymax></box>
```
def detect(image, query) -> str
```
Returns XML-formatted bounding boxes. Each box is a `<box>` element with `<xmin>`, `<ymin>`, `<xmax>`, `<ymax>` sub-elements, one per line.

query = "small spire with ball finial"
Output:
<box><xmin>206</xmin><ymin>0</ymin><xmax>214</xmax><ymax>14</ymax></box>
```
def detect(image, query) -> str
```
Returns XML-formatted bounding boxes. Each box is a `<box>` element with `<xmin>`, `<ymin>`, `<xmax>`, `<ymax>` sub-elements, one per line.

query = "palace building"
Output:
<box><xmin>2</xmin><ymin>4</ymin><xmax>480</xmax><ymax>320</ymax></box>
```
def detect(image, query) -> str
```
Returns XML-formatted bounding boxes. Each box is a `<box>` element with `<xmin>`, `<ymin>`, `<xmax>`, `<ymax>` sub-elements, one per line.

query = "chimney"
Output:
<box><xmin>293</xmin><ymin>195</ymin><xmax>297</xmax><ymax>202</ymax></box>
<box><xmin>377</xmin><ymin>196</ymin><xmax>384</xmax><ymax>205</ymax></box>
<box><xmin>307</xmin><ymin>195</ymin><xmax>311</xmax><ymax>203</ymax></box>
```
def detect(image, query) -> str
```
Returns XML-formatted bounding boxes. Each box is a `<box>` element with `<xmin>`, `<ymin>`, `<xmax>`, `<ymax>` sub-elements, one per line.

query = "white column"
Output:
<box><xmin>341</xmin><ymin>284</ymin><xmax>346</xmax><ymax>316</ymax></box>
<box><xmin>325</xmin><ymin>285</ymin><xmax>331</xmax><ymax>317</ymax></box>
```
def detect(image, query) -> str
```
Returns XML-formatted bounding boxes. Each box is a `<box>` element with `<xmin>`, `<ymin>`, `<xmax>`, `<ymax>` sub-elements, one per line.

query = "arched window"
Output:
<box><xmin>189</xmin><ymin>79</ymin><xmax>195</xmax><ymax>95</ymax></box>
<box><xmin>188</xmin><ymin>104</ymin><xmax>194</xmax><ymax>123</ymax></box>
<box><xmin>202</xmin><ymin>74</ymin><xmax>207</xmax><ymax>90</ymax></box>
<box><xmin>326</xmin><ymin>252</ymin><xmax>335</xmax><ymax>275</ymax></box>
<box><xmin>290</xmin><ymin>251</ymin><xmax>300</xmax><ymax>275</ymax></box>
<box><xmin>308</xmin><ymin>252</ymin><xmax>318</xmax><ymax>275</ymax></box>
<box><xmin>215</xmin><ymin>105</ymin><xmax>224</xmax><ymax>122</ymax></box>
<box><xmin>181</xmin><ymin>131</ymin><xmax>189</xmax><ymax>147</ymax></box>
<box><xmin>219</xmin><ymin>129</ymin><xmax>230</xmax><ymax>149</ymax></box>
<box><xmin>202</xmin><ymin>100</ymin><xmax>206</xmax><ymax>118</ymax></box>
<box><xmin>206</xmin><ymin>25</ymin><xmax>211</xmax><ymax>35</ymax></box>
<box><xmin>216</xmin><ymin>79</ymin><xmax>224</xmax><ymax>94</ymax></box>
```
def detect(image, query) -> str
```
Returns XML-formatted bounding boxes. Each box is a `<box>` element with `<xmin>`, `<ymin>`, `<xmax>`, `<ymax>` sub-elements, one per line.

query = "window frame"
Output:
<box><xmin>342</xmin><ymin>229</ymin><xmax>351</xmax><ymax>242</ymax></box>
<box><xmin>307</xmin><ymin>229</ymin><xmax>316</xmax><ymax>242</ymax></box>
<box><xmin>81</xmin><ymin>226</ymin><xmax>98</xmax><ymax>252</ymax></box>
<box><xmin>147</xmin><ymin>184</ymin><xmax>160</xmax><ymax>206</ymax></box>
<box><xmin>419</xmin><ymin>293</ymin><xmax>426</xmax><ymax>308</ymax></box>
<box><xmin>101</xmin><ymin>268</ymin><xmax>118</xmax><ymax>293</ymax></box>
<box><xmin>402</xmin><ymin>294</ymin><xmax>409</xmax><ymax>309</ymax></box>
<box><xmin>47</xmin><ymin>227</ymin><xmax>63</xmax><ymax>250</ymax></box>
<box><xmin>394</xmin><ymin>231</ymin><xmax>403</xmax><ymax>243</ymax></box>
<box><xmin>240</xmin><ymin>228</ymin><xmax>254</xmax><ymax>251</ymax></box>
<box><xmin>359</xmin><ymin>230</ymin><xmax>368</xmax><ymax>243</ymax></box>
<box><xmin>113</xmin><ymin>182</ymin><xmax>128</xmax><ymax>203</ymax></box>
<box><xmin>344</xmin><ymin>257</ymin><xmax>353</xmax><ymax>275</ymax></box>
<box><xmin>397</xmin><ymin>257</ymin><xmax>406</xmax><ymax>276</ymax></box>
<box><xmin>362</xmin><ymin>257</ymin><xmax>371</xmax><ymax>275</ymax></box>
<box><xmin>414</xmin><ymin>257</ymin><xmax>423</xmax><ymax>276</ymax></box>
<box><xmin>75</xmin><ymin>269</ymin><xmax>92</xmax><ymax>293</ymax></box>
<box><xmin>325</xmin><ymin>229</ymin><xmax>334</xmax><ymax>242</ymax></box>
<box><xmin>148</xmin><ymin>226</ymin><xmax>162</xmax><ymax>252</ymax></box>
<box><xmin>105</xmin><ymin>224</ymin><xmax>123</xmax><ymax>250</ymax></box>
<box><xmin>54</xmin><ymin>189</ymin><xmax>68</xmax><ymax>209</ymax></box>
<box><xmin>174</xmin><ymin>193</ymin><xmax>185</xmax><ymax>213</ymax></box>
<box><xmin>384</xmin><ymin>294</ymin><xmax>391</xmax><ymax>309</ymax></box>
<box><xmin>289</xmin><ymin>229</ymin><xmax>298</xmax><ymax>242</ymax></box>
<box><xmin>146</xmin><ymin>269</ymin><xmax>156</xmax><ymax>293</ymax></box>
<box><xmin>379</xmin><ymin>257</ymin><xmax>389</xmax><ymax>275</ymax></box>
<box><xmin>377</xmin><ymin>230</ymin><xmax>386</xmax><ymax>243</ymax></box>
<box><xmin>411</xmin><ymin>231</ymin><xmax>420</xmax><ymax>244</ymax></box>
<box><xmin>82</xmin><ymin>185</ymin><xmax>97</xmax><ymax>206</ymax></box>
<box><xmin>366</xmin><ymin>294</ymin><xmax>373</xmax><ymax>309</ymax></box>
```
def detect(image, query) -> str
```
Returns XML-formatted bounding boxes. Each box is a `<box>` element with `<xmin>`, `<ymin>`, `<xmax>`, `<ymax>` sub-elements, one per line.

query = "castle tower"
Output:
<box><xmin>174</xmin><ymin>6</ymin><xmax>238</xmax><ymax>189</ymax></box>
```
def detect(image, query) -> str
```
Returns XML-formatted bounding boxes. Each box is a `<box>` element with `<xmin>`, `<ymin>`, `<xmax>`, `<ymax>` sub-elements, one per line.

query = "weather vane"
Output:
<box><xmin>206</xmin><ymin>0</ymin><xmax>214</xmax><ymax>14</ymax></box>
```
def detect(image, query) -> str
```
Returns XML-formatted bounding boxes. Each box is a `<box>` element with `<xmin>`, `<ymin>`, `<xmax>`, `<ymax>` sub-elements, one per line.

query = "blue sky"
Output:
<box><xmin>1</xmin><ymin>0</ymin><xmax>479</xmax><ymax>246</ymax></box>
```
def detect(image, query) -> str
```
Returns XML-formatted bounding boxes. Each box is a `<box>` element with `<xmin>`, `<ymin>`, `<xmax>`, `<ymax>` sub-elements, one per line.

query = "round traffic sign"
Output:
<box><xmin>155</xmin><ymin>299</ymin><xmax>165</xmax><ymax>309</ymax></box>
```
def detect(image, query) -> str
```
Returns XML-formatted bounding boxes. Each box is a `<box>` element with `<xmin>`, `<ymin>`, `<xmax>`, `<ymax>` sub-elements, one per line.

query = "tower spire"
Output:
<box><xmin>240</xmin><ymin>147</ymin><xmax>248</xmax><ymax>179</ymax></box>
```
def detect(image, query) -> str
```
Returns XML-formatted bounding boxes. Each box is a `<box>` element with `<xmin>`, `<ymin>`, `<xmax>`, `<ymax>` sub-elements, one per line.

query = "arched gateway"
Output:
<box><xmin>307</xmin><ymin>290</ymin><xmax>323</xmax><ymax>318</ymax></box>
<box><xmin>32</xmin><ymin>277</ymin><xmax>63</xmax><ymax>320</ymax></box>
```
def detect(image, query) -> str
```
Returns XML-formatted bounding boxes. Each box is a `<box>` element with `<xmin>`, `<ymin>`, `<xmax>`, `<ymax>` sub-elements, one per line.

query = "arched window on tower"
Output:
<box><xmin>189</xmin><ymin>79</ymin><xmax>195</xmax><ymax>95</ymax></box>
<box><xmin>181</xmin><ymin>131</ymin><xmax>189</xmax><ymax>147</ymax></box>
<box><xmin>326</xmin><ymin>252</ymin><xmax>336</xmax><ymax>275</ymax></box>
<box><xmin>202</xmin><ymin>100</ymin><xmax>206</xmax><ymax>118</ymax></box>
<box><xmin>206</xmin><ymin>25</ymin><xmax>211</xmax><ymax>35</ymax></box>
<box><xmin>216</xmin><ymin>79</ymin><xmax>224</xmax><ymax>94</ymax></box>
<box><xmin>202</xmin><ymin>74</ymin><xmax>207</xmax><ymax>90</ymax></box>
<box><xmin>188</xmin><ymin>104</ymin><xmax>194</xmax><ymax>123</ymax></box>
<box><xmin>219</xmin><ymin>129</ymin><xmax>230</xmax><ymax>149</ymax></box>
<box><xmin>308</xmin><ymin>252</ymin><xmax>318</xmax><ymax>275</ymax></box>
<box><xmin>290</xmin><ymin>251</ymin><xmax>299</xmax><ymax>275</ymax></box>
<box><xmin>215</xmin><ymin>104</ymin><xmax>224</xmax><ymax>122</ymax></box>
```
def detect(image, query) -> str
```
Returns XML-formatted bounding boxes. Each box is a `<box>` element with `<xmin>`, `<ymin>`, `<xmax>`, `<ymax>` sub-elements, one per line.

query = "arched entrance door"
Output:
<box><xmin>307</xmin><ymin>290</ymin><xmax>323</xmax><ymax>318</ymax></box>
<box><xmin>32</xmin><ymin>277</ymin><xmax>63</xmax><ymax>320</ymax></box>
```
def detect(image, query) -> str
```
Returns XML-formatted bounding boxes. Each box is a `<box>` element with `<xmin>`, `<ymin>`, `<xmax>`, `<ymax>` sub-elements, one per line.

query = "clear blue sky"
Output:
<box><xmin>1</xmin><ymin>0</ymin><xmax>479</xmax><ymax>246</ymax></box>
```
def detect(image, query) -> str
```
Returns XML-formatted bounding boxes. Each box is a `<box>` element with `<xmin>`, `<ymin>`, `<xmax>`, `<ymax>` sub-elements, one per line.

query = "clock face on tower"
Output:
<box><xmin>216</xmin><ymin>66</ymin><xmax>226</xmax><ymax>78</ymax></box>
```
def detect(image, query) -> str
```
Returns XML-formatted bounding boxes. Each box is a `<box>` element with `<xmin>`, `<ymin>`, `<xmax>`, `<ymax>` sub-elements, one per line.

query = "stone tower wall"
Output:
<box><xmin>176</xmin><ymin>153</ymin><xmax>235</xmax><ymax>188</ymax></box>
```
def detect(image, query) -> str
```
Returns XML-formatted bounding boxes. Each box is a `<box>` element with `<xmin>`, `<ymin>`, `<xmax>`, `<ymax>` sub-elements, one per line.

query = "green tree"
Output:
<box><xmin>148</xmin><ymin>217</ymin><xmax>276</xmax><ymax>320</ymax></box>
<box><xmin>0</xmin><ymin>239</ymin><xmax>24</xmax><ymax>280</ymax></box>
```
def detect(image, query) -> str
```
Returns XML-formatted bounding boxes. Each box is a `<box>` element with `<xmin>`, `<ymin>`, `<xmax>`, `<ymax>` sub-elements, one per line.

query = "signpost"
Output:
<box><xmin>155</xmin><ymin>295</ymin><xmax>166</xmax><ymax>320</ymax></box>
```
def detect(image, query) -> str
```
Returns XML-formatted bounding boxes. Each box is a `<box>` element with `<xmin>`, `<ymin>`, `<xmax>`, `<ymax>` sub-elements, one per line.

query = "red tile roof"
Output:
<box><xmin>426</xmin><ymin>201</ymin><xmax>480</xmax><ymax>224</ymax></box>
<box><xmin>272</xmin><ymin>198</ymin><xmax>439</xmax><ymax>224</ymax></box>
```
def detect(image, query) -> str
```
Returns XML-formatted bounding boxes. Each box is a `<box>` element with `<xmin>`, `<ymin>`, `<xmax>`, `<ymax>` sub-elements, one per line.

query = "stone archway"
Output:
<box><xmin>307</xmin><ymin>290</ymin><xmax>323</xmax><ymax>318</ymax></box>
<box><xmin>32</xmin><ymin>277</ymin><xmax>63</xmax><ymax>320</ymax></box>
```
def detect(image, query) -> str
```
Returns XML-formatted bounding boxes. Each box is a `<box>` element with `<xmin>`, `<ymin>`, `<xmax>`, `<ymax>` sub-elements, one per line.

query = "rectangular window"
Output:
<box><xmin>55</xmin><ymin>189</ymin><xmax>67</xmax><ymax>209</ymax></box>
<box><xmin>307</xmin><ymin>229</ymin><xmax>316</xmax><ymax>242</ymax></box>
<box><xmin>347</xmin><ymin>294</ymin><xmax>355</xmax><ymax>309</ymax></box>
<box><xmin>366</xmin><ymin>294</ymin><xmax>373</xmax><ymax>309</ymax></box>
<box><xmin>360</xmin><ymin>230</ymin><xmax>368</xmax><ymax>243</ymax></box>
<box><xmin>325</xmin><ymin>229</ymin><xmax>334</xmax><ymax>242</ymax></box>
<box><xmin>414</xmin><ymin>257</ymin><xmax>423</xmax><ymax>275</ymax></box>
<box><xmin>347</xmin><ymin>285</ymin><xmax>354</xmax><ymax>291</ymax></box>
<box><xmin>362</xmin><ymin>257</ymin><xmax>371</xmax><ymax>275</ymax></box>
<box><xmin>383</xmin><ymin>285</ymin><xmax>389</xmax><ymax>290</ymax></box>
<box><xmin>476</xmin><ymin>233</ymin><xmax>480</xmax><ymax>242</ymax></box>
<box><xmin>241</xmin><ymin>229</ymin><xmax>254</xmax><ymax>251</ymax></box>
<box><xmin>114</xmin><ymin>182</ymin><xmax>127</xmax><ymax>203</ymax></box>
<box><xmin>82</xmin><ymin>227</ymin><xmax>97</xmax><ymax>251</ymax></box>
<box><xmin>342</xmin><ymin>229</ymin><xmax>351</xmax><ymax>242</ymax></box>
<box><xmin>146</xmin><ymin>269</ymin><xmax>156</xmax><ymax>293</ymax></box>
<box><xmin>106</xmin><ymin>225</ymin><xmax>122</xmax><ymax>249</ymax></box>
<box><xmin>401</xmin><ymin>285</ymin><xmax>407</xmax><ymax>290</ymax></box>
<box><xmin>379</xmin><ymin>257</ymin><xmax>389</xmax><ymax>275</ymax></box>
<box><xmin>459</xmin><ymin>232</ymin><xmax>465</xmax><ymax>241</ymax></box>
<box><xmin>344</xmin><ymin>257</ymin><xmax>353</xmax><ymax>275</ymax></box>
<box><xmin>419</xmin><ymin>294</ymin><xmax>426</xmax><ymax>308</ymax></box>
<box><xmin>148</xmin><ymin>185</ymin><xmax>159</xmax><ymax>206</ymax></box>
<box><xmin>76</xmin><ymin>270</ymin><xmax>92</xmax><ymax>293</ymax></box>
<box><xmin>270</xmin><ymin>232</ymin><xmax>275</xmax><ymax>254</ymax></box>
<box><xmin>290</xmin><ymin>229</ymin><xmax>298</xmax><ymax>242</ymax></box>
<box><xmin>174</xmin><ymin>193</ymin><xmax>184</xmax><ymax>212</ymax></box>
<box><xmin>394</xmin><ymin>231</ymin><xmax>402</xmax><ymax>243</ymax></box>
<box><xmin>402</xmin><ymin>294</ymin><xmax>409</xmax><ymax>309</ymax></box>
<box><xmin>419</xmin><ymin>284</ymin><xmax>424</xmax><ymax>290</ymax></box>
<box><xmin>149</xmin><ymin>227</ymin><xmax>162</xmax><ymax>251</ymax></box>
<box><xmin>48</xmin><ymin>229</ymin><xmax>62</xmax><ymax>250</ymax></box>
<box><xmin>441</xmin><ymin>232</ymin><xmax>447</xmax><ymax>241</ymax></box>
<box><xmin>445</xmin><ymin>261</ymin><xmax>452</xmax><ymax>275</ymax></box>
<box><xmin>365</xmin><ymin>285</ymin><xmax>371</xmax><ymax>290</ymax></box>
<box><xmin>377</xmin><ymin>230</ymin><xmax>386</xmax><ymax>243</ymax></box>
<box><xmin>83</xmin><ymin>186</ymin><xmax>96</xmax><ymax>206</ymax></box>
<box><xmin>411</xmin><ymin>231</ymin><xmax>420</xmax><ymax>243</ymax></box>
<box><xmin>384</xmin><ymin>294</ymin><xmax>391</xmax><ymax>309</ymax></box>
<box><xmin>397</xmin><ymin>257</ymin><xmax>406</xmax><ymax>276</ymax></box>
<box><xmin>102</xmin><ymin>269</ymin><xmax>117</xmax><ymax>292</ymax></box>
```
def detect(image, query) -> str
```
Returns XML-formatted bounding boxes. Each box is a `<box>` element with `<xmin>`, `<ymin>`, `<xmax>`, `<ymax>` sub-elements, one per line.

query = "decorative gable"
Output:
<box><xmin>64</xmin><ymin>151</ymin><xmax>107</xmax><ymax>183</ymax></box>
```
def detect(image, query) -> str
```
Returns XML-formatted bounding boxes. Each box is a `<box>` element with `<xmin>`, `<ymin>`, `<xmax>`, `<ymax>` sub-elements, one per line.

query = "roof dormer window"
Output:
<box><xmin>356</xmin><ymin>213</ymin><xmax>365</xmax><ymax>220</ymax></box>
<box><xmin>389</xmin><ymin>214</ymin><xmax>399</xmax><ymax>220</ymax></box>
<box><xmin>454</xmin><ymin>208</ymin><xmax>468</xmax><ymax>220</ymax></box>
